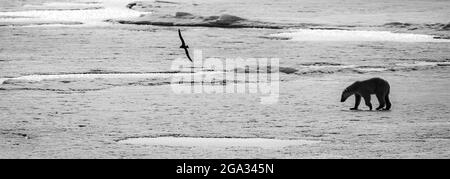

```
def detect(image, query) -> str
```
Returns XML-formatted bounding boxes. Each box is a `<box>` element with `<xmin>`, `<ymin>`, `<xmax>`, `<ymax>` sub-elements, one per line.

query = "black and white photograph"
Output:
<box><xmin>0</xmin><ymin>0</ymin><xmax>449</xmax><ymax>160</ymax></box>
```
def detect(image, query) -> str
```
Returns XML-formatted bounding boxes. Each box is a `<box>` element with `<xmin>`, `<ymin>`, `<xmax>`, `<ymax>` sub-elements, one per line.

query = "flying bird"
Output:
<box><xmin>178</xmin><ymin>29</ymin><xmax>193</xmax><ymax>62</ymax></box>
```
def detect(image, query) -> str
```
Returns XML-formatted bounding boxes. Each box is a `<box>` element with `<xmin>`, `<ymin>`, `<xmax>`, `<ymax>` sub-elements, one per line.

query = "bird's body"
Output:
<box><xmin>178</xmin><ymin>29</ymin><xmax>193</xmax><ymax>62</ymax></box>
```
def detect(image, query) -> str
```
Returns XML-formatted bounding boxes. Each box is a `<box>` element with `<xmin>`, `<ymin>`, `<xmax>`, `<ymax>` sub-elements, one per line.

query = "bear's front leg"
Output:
<box><xmin>350</xmin><ymin>94</ymin><xmax>361</xmax><ymax>110</ymax></box>
<box><xmin>363</xmin><ymin>95</ymin><xmax>372</xmax><ymax>110</ymax></box>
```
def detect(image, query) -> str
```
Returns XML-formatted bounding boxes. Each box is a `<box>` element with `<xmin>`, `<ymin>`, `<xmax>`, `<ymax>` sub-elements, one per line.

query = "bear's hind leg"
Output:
<box><xmin>376</xmin><ymin>93</ymin><xmax>386</xmax><ymax>110</ymax></box>
<box><xmin>385</xmin><ymin>94</ymin><xmax>391</xmax><ymax>110</ymax></box>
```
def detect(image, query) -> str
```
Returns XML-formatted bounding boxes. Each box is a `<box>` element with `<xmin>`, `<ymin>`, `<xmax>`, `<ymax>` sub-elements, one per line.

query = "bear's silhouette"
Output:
<box><xmin>341</xmin><ymin>78</ymin><xmax>391</xmax><ymax>111</ymax></box>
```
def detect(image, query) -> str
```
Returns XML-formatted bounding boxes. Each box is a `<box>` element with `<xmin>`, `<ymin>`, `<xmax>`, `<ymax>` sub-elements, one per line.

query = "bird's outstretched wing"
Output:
<box><xmin>178</xmin><ymin>29</ymin><xmax>186</xmax><ymax>47</ymax></box>
<box><xmin>184</xmin><ymin>48</ymin><xmax>193</xmax><ymax>62</ymax></box>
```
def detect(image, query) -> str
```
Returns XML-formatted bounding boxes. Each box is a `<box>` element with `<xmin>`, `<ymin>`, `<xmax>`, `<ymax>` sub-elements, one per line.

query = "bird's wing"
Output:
<box><xmin>184</xmin><ymin>48</ymin><xmax>193</xmax><ymax>62</ymax></box>
<box><xmin>178</xmin><ymin>29</ymin><xmax>186</xmax><ymax>46</ymax></box>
